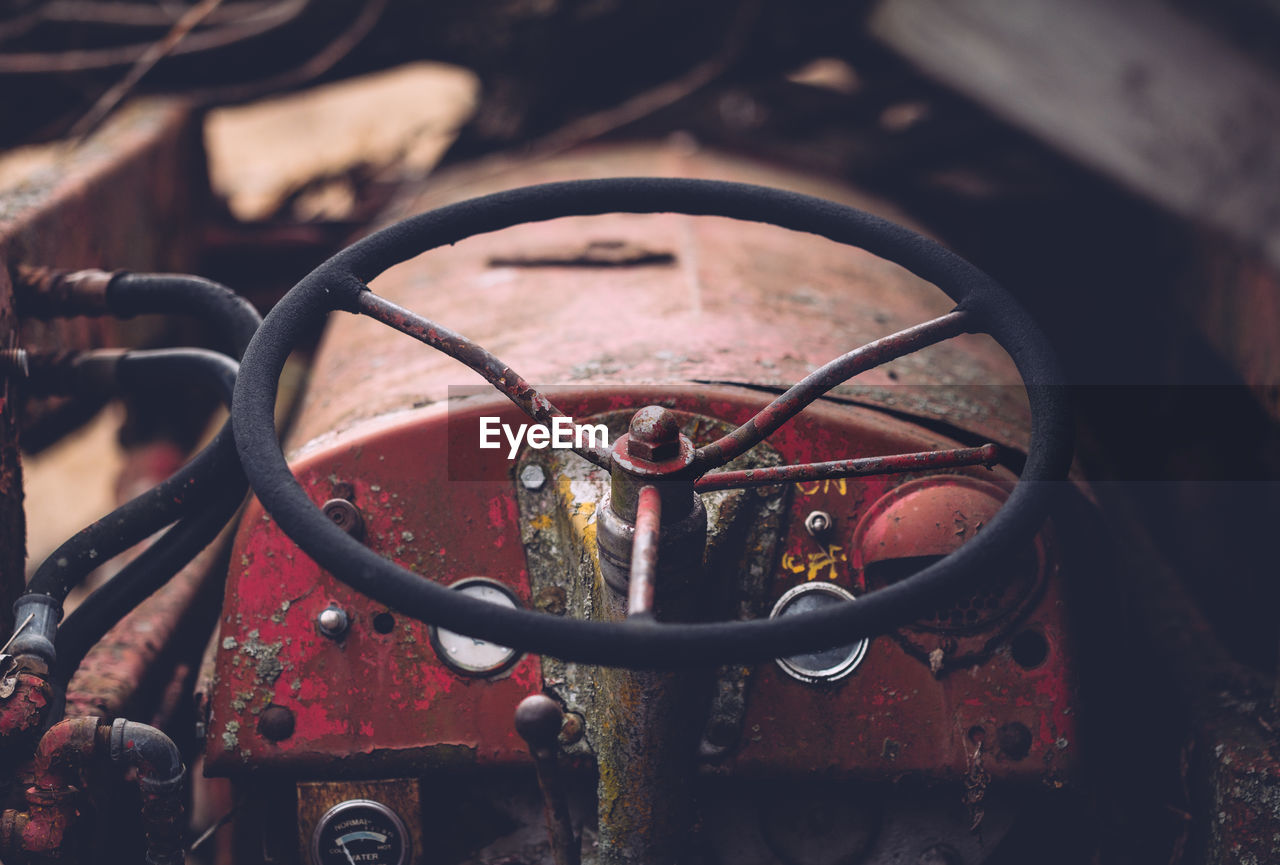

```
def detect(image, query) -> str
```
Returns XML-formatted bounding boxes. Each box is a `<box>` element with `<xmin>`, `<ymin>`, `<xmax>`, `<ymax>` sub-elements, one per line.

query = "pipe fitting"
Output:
<box><xmin>13</xmin><ymin>266</ymin><xmax>115</xmax><ymax>317</ymax></box>
<box><xmin>9</xmin><ymin>595</ymin><xmax>61</xmax><ymax>668</ymax></box>
<box><xmin>0</xmin><ymin>717</ymin><xmax>105</xmax><ymax>861</ymax></box>
<box><xmin>109</xmin><ymin>719</ymin><xmax>186</xmax><ymax>865</ymax></box>
<box><xmin>110</xmin><ymin>718</ymin><xmax>184</xmax><ymax>785</ymax></box>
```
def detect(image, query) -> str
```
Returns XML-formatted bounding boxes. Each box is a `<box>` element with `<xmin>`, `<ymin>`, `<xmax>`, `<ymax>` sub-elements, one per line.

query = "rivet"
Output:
<box><xmin>258</xmin><ymin>705</ymin><xmax>295</xmax><ymax>742</ymax></box>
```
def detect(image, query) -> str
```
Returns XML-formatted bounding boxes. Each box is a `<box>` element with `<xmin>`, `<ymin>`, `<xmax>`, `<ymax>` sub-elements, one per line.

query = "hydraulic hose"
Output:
<box><xmin>52</xmin><ymin>483</ymin><xmax>243</xmax><ymax>686</ymax></box>
<box><xmin>106</xmin><ymin>273</ymin><xmax>261</xmax><ymax>358</ymax></box>
<box><xmin>10</xmin><ymin>271</ymin><xmax>260</xmax><ymax>667</ymax></box>
<box><xmin>46</xmin><ymin>351</ymin><xmax>244</xmax><ymax>685</ymax></box>
<box><xmin>22</xmin><ymin>350</ymin><xmax>239</xmax><ymax>601</ymax></box>
<box><xmin>15</xmin><ymin>349</ymin><xmax>243</xmax><ymax>669</ymax></box>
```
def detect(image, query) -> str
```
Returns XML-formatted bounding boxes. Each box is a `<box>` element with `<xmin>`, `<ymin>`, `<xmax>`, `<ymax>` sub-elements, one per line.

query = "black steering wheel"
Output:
<box><xmin>230</xmin><ymin>177</ymin><xmax>1071</xmax><ymax>669</ymax></box>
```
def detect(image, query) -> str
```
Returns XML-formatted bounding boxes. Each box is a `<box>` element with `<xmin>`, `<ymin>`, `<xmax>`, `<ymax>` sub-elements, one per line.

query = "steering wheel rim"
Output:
<box><xmin>231</xmin><ymin>177</ymin><xmax>1071</xmax><ymax>669</ymax></box>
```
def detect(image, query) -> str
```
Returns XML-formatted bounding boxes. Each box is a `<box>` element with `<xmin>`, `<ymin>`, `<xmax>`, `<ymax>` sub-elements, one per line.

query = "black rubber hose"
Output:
<box><xmin>24</xmin><ymin>349</ymin><xmax>241</xmax><ymax>606</ymax></box>
<box><xmin>22</xmin><ymin>272</ymin><xmax>260</xmax><ymax>607</ymax></box>
<box><xmin>107</xmin><ymin>273</ymin><xmax>261</xmax><ymax>358</ymax></box>
<box><xmin>52</xmin><ymin>350</ymin><xmax>244</xmax><ymax>684</ymax></box>
<box><xmin>232</xmin><ymin>177</ymin><xmax>1073</xmax><ymax>669</ymax></box>
<box><xmin>53</xmin><ymin>483</ymin><xmax>243</xmax><ymax>686</ymax></box>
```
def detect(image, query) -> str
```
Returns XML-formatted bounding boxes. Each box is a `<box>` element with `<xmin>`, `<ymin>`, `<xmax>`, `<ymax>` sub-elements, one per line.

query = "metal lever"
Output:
<box><xmin>515</xmin><ymin>695</ymin><xmax>580</xmax><ymax>865</ymax></box>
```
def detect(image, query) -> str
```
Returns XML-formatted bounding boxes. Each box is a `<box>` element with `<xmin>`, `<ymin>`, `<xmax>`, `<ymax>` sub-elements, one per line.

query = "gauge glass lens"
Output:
<box><xmin>770</xmin><ymin>582</ymin><xmax>869</xmax><ymax>683</ymax></box>
<box><xmin>312</xmin><ymin>799</ymin><xmax>409</xmax><ymax>865</ymax></box>
<box><xmin>431</xmin><ymin>578</ymin><xmax>521</xmax><ymax>675</ymax></box>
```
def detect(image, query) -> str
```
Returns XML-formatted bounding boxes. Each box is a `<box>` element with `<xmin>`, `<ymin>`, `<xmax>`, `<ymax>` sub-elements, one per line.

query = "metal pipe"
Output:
<box><xmin>109</xmin><ymin>719</ymin><xmax>186</xmax><ymax>865</ymax></box>
<box><xmin>627</xmin><ymin>486</ymin><xmax>662</xmax><ymax>619</ymax></box>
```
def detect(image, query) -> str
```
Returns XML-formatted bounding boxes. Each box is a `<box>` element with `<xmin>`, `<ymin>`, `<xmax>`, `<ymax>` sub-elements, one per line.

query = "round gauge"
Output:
<box><xmin>769</xmin><ymin>582</ymin><xmax>870</xmax><ymax>684</ymax></box>
<box><xmin>429</xmin><ymin>577</ymin><xmax>522</xmax><ymax>675</ymax></box>
<box><xmin>312</xmin><ymin>799</ymin><xmax>409</xmax><ymax>865</ymax></box>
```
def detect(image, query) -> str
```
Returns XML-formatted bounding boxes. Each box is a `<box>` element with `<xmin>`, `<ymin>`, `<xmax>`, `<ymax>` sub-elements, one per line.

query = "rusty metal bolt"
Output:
<box><xmin>322</xmin><ymin>498</ymin><xmax>364</xmax><ymax>540</ymax></box>
<box><xmin>559</xmin><ymin>711</ymin><xmax>585</xmax><ymax>746</ymax></box>
<box><xmin>257</xmin><ymin>705</ymin><xmax>295</xmax><ymax>742</ymax></box>
<box><xmin>317</xmin><ymin>605</ymin><xmax>349</xmax><ymax>639</ymax></box>
<box><xmin>804</xmin><ymin>510</ymin><xmax>833</xmax><ymax>537</ymax></box>
<box><xmin>626</xmin><ymin>406</ymin><xmax>681</xmax><ymax>462</ymax></box>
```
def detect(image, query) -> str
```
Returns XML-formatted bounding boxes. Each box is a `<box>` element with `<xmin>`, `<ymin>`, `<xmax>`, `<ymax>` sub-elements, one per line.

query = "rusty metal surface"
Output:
<box><xmin>206</xmin><ymin>403</ymin><xmax>544</xmax><ymax>775</ymax></box>
<box><xmin>0</xmin><ymin>715</ymin><xmax>103</xmax><ymax>860</ymax></box>
<box><xmin>0</xmin><ymin>97</ymin><xmax>207</xmax><ymax>632</ymax></box>
<box><xmin>287</xmin><ymin>142</ymin><xmax>1030</xmax><ymax>460</ymax></box>
<box><xmin>0</xmin><ymin>669</ymin><xmax>52</xmax><ymax>746</ymax></box>
<box><xmin>213</xmin><ymin>383</ymin><xmax>1077</xmax><ymax>787</ymax></box>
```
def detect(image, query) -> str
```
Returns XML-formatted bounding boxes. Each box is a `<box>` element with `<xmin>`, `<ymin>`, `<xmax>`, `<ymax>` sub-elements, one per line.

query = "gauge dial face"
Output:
<box><xmin>429</xmin><ymin>578</ymin><xmax>521</xmax><ymax>675</ymax></box>
<box><xmin>769</xmin><ymin>582</ymin><xmax>870</xmax><ymax>683</ymax></box>
<box><xmin>312</xmin><ymin>799</ymin><xmax>409</xmax><ymax>865</ymax></box>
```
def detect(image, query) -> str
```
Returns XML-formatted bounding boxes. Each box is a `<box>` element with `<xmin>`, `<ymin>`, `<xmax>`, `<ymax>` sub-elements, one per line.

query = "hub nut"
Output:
<box><xmin>626</xmin><ymin>406</ymin><xmax>681</xmax><ymax>462</ymax></box>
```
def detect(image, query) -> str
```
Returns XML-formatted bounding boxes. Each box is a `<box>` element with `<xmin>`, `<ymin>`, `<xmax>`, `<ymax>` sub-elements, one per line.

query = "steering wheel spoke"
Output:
<box><xmin>689</xmin><ymin>309</ymin><xmax>974</xmax><ymax>472</ymax></box>
<box><xmin>355</xmin><ymin>289</ymin><xmax>611</xmax><ymax>468</ymax></box>
<box><xmin>693</xmin><ymin>443</ymin><xmax>1000</xmax><ymax>492</ymax></box>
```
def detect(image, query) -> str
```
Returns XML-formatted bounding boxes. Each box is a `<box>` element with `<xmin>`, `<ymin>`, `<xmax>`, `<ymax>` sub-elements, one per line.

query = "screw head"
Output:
<box><xmin>520</xmin><ymin>464</ymin><xmax>547</xmax><ymax>491</ymax></box>
<box><xmin>322</xmin><ymin>498</ymin><xmax>364</xmax><ymax>539</ymax></box>
<box><xmin>317</xmin><ymin>605</ymin><xmax>349</xmax><ymax>638</ymax></box>
<box><xmin>804</xmin><ymin>510</ymin><xmax>833</xmax><ymax>537</ymax></box>
<box><xmin>626</xmin><ymin>406</ymin><xmax>681</xmax><ymax>461</ymax></box>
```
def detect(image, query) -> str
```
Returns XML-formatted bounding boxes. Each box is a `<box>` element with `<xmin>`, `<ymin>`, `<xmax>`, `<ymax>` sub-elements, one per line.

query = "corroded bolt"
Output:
<box><xmin>559</xmin><ymin>711</ymin><xmax>585</xmax><ymax>745</ymax></box>
<box><xmin>322</xmin><ymin>498</ymin><xmax>364</xmax><ymax>540</ymax></box>
<box><xmin>626</xmin><ymin>406</ymin><xmax>681</xmax><ymax>462</ymax></box>
<box><xmin>317</xmin><ymin>605</ymin><xmax>349</xmax><ymax>638</ymax></box>
<box><xmin>258</xmin><ymin>705</ymin><xmax>295</xmax><ymax>742</ymax></box>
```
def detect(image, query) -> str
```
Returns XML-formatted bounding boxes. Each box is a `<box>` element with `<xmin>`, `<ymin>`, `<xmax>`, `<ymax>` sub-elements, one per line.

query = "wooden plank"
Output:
<box><xmin>869</xmin><ymin>0</ymin><xmax>1280</xmax><ymax>269</ymax></box>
